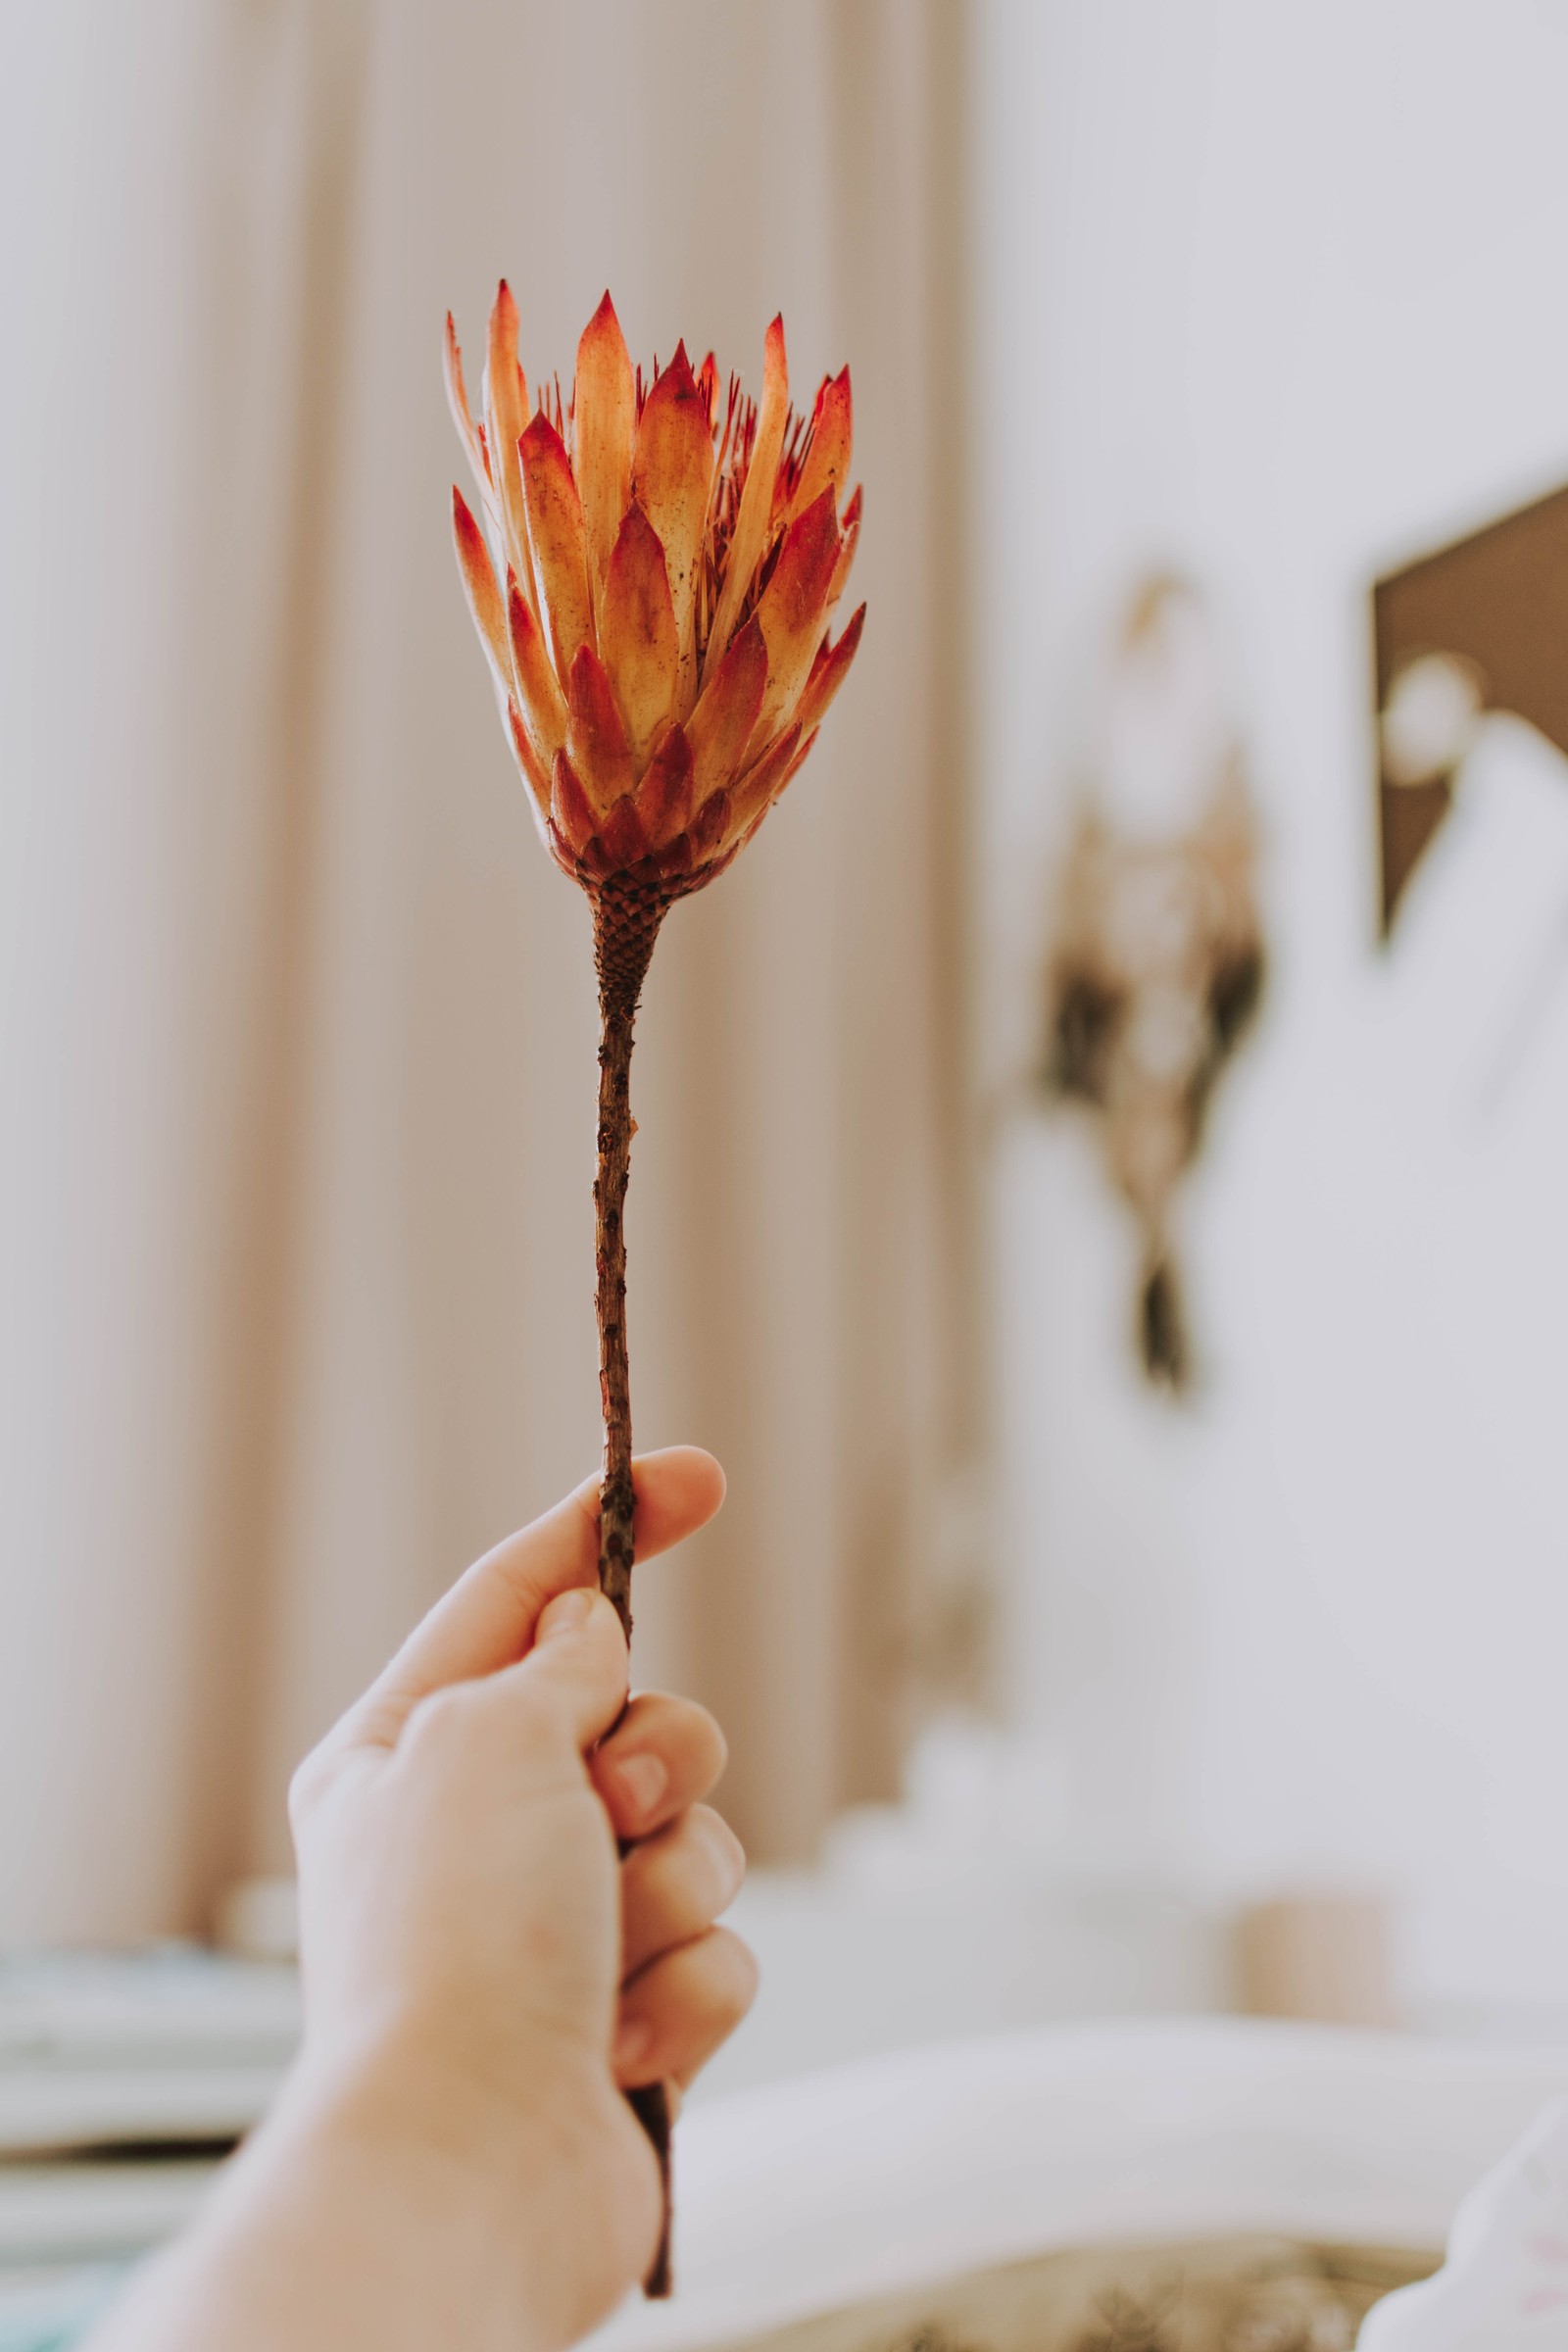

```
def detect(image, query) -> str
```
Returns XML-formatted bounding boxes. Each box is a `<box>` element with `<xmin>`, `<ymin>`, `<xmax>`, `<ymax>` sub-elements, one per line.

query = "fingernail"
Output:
<box><xmin>612</xmin><ymin>1751</ymin><xmax>667</xmax><ymax>1818</ymax></box>
<box><xmin>613</xmin><ymin>2014</ymin><xmax>653</xmax><ymax>2073</ymax></box>
<box><xmin>538</xmin><ymin>1589</ymin><xmax>596</xmax><ymax>1644</ymax></box>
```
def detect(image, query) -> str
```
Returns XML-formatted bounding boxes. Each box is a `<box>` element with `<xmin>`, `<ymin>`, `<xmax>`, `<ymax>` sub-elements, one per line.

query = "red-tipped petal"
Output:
<box><xmin>827</xmin><ymin>484</ymin><xmax>861</xmax><ymax>611</ymax></box>
<box><xmin>506</xmin><ymin>697</ymin><xmax>552</xmax><ymax>818</ymax></box>
<box><xmin>781</xmin><ymin>724</ymin><xmax>819</xmax><ymax>789</ymax></box>
<box><xmin>686</xmin><ymin>614</ymin><xmax>768</xmax><ymax>805</ymax></box>
<box><xmin>748</xmin><ymin>486</ymin><xmax>842</xmax><ymax>748</ymax></box>
<box><xmin>726</xmin><ymin>720</ymin><xmax>803</xmax><ymax>839</ymax></box>
<box><xmin>550</xmin><ymin>747</ymin><xmax>598</xmax><ymax>855</ymax></box>
<box><xmin>706</xmin><ymin>313</ymin><xmax>788</xmax><ymax>676</ymax></box>
<box><xmin>451</xmin><ymin>486</ymin><xmax>511</xmax><ymax>685</ymax></box>
<box><xmin>598</xmin><ymin>797</ymin><xmax>650</xmax><ymax>868</ymax></box>
<box><xmin>483</xmin><ymin>281</ymin><xmax>533</xmax><ymax>606</ymax></box>
<box><xmin>599</xmin><ymin>505</ymin><xmax>678</xmax><ymax>764</ymax></box>
<box><xmin>786</xmin><ymin>367</ymin><xmax>853</xmax><ymax>527</ymax></box>
<box><xmin>632</xmin><ymin>343</ymin><xmax>714</xmax><ymax>710</ymax></box>
<box><xmin>794</xmin><ymin>603</ymin><xmax>865</xmax><ymax>737</ymax></box>
<box><xmin>633</xmin><ymin>722</ymin><xmax>695</xmax><ymax>848</ymax></box>
<box><xmin>444</xmin><ymin>316</ymin><xmax>493</xmax><ymax>508</ymax></box>
<box><xmin>657</xmin><ymin>830</ymin><xmax>696</xmax><ymax>882</ymax></box>
<box><xmin>519</xmin><ymin>410</ymin><xmax>595</xmax><ymax>681</ymax></box>
<box><xmin>731</xmin><ymin>724</ymin><xmax>817</xmax><ymax>854</ymax></box>
<box><xmin>575</xmin><ymin>291</ymin><xmax>635</xmax><ymax>613</ymax></box>
<box><xmin>691</xmin><ymin>787</ymin><xmax>732</xmax><ymax>860</ymax></box>
<box><xmin>696</xmin><ymin>351</ymin><xmax>718</xmax><ymax>428</ymax></box>
<box><xmin>507</xmin><ymin>577</ymin><xmax>568</xmax><ymax>767</ymax></box>
<box><xmin>566</xmin><ymin>642</ymin><xmax>637</xmax><ymax>817</ymax></box>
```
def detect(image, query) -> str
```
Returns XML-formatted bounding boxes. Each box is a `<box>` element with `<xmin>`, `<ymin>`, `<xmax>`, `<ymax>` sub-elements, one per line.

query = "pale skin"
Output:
<box><xmin>84</xmin><ymin>1446</ymin><xmax>754</xmax><ymax>2352</ymax></box>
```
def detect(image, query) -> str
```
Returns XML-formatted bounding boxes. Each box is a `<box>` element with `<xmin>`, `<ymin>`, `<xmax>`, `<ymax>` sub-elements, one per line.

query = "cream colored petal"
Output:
<box><xmin>704</xmin><ymin>313</ymin><xmax>788</xmax><ymax>680</ymax></box>
<box><xmin>444</xmin><ymin>315</ymin><xmax>495</xmax><ymax>516</ymax></box>
<box><xmin>482</xmin><ymin>281</ymin><xmax>534</xmax><ymax>613</ymax></box>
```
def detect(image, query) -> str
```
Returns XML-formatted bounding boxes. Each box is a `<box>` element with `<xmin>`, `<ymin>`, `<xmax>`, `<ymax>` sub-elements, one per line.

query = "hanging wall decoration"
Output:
<box><xmin>1038</xmin><ymin>578</ymin><xmax>1265</xmax><ymax>1391</ymax></box>
<box><xmin>1374</xmin><ymin>480</ymin><xmax>1568</xmax><ymax>932</ymax></box>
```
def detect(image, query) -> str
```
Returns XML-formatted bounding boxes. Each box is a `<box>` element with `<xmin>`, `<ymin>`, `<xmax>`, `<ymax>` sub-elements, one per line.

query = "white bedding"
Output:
<box><xmin>586</xmin><ymin>2020</ymin><xmax>1568</xmax><ymax>2352</ymax></box>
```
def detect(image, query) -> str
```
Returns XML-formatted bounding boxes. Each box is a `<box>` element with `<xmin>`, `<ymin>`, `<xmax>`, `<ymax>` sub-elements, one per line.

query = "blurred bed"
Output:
<box><xmin>589</xmin><ymin>2020</ymin><xmax>1568</xmax><ymax>2352</ymax></box>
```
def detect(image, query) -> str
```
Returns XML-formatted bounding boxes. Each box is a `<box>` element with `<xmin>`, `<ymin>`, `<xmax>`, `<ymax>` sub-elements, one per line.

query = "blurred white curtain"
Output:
<box><xmin>0</xmin><ymin>0</ymin><xmax>976</xmax><ymax>1936</ymax></box>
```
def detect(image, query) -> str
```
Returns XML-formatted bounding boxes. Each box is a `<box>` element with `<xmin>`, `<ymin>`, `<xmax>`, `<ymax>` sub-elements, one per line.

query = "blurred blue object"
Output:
<box><xmin>0</xmin><ymin>2267</ymin><xmax>126</xmax><ymax>2352</ymax></box>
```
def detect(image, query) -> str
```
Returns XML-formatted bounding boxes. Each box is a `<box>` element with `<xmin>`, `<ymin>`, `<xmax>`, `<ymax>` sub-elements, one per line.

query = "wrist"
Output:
<box><xmin>267</xmin><ymin>2022</ymin><xmax>657</xmax><ymax>2348</ymax></box>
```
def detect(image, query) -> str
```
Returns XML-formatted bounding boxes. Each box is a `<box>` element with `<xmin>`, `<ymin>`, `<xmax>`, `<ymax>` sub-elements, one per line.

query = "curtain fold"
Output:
<box><xmin>0</xmin><ymin>0</ymin><xmax>977</xmax><ymax>1936</ymax></box>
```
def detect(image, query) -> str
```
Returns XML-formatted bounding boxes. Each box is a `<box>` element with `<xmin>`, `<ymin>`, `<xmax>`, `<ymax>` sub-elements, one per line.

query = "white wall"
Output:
<box><xmin>976</xmin><ymin>0</ymin><xmax>1568</xmax><ymax>2024</ymax></box>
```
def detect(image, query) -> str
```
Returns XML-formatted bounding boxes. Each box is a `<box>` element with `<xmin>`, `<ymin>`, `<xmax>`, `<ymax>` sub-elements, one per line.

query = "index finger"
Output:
<box><xmin>340</xmin><ymin>1447</ymin><xmax>724</xmax><ymax>1750</ymax></box>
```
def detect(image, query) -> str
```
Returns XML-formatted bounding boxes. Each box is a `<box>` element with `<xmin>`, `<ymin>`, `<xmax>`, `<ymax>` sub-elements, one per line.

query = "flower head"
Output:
<box><xmin>446</xmin><ymin>285</ymin><xmax>864</xmax><ymax>904</ymax></box>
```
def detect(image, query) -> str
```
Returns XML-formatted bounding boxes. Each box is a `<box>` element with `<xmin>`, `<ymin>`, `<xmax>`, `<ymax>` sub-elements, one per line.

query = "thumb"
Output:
<box><xmin>479</xmin><ymin>1588</ymin><xmax>630</xmax><ymax>1768</ymax></box>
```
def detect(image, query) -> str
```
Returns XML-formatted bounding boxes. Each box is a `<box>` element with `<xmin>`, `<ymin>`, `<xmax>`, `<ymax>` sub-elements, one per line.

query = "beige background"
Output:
<box><xmin>0</xmin><ymin>0</ymin><xmax>979</xmax><ymax>1936</ymax></box>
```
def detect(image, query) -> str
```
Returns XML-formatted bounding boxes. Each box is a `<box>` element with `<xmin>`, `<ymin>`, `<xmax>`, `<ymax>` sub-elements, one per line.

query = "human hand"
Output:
<box><xmin>284</xmin><ymin>1447</ymin><xmax>755</xmax><ymax>2344</ymax></box>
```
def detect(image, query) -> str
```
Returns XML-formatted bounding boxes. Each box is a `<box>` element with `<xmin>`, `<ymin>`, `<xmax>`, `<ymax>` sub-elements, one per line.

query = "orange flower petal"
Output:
<box><xmin>786</xmin><ymin>367</ymin><xmax>853</xmax><ymax>527</ymax></box>
<box><xmin>749</xmin><ymin>486</ymin><xmax>842</xmax><ymax>749</ymax></box>
<box><xmin>827</xmin><ymin>483</ymin><xmax>861</xmax><ymax>610</ymax></box>
<box><xmin>508</xmin><ymin>577</ymin><xmax>567</xmax><ymax>768</ymax></box>
<box><xmin>506</xmin><ymin>696</ymin><xmax>552</xmax><ymax>818</ymax></box>
<box><xmin>794</xmin><ymin>602</ymin><xmax>865</xmax><ymax>738</ymax></box>
<box><xmin>598</xmin><ymin>798</ymin><xmax>650</xmax><ymax>867</ymax></box>
<box><xmin>691</xmin><ymin>786</ymin><xmax>732</xmax><ymax>860</ymax></box>
<box><xmin>696</xmin><ymin>351</ymin><xmax>718</xmax><ymax>428</ymax></box>
<box><xmin>519</xmin><ymin>410</ymin><xmax>596</xmax><ymax>681</ymax></box>
<box><xmin>631</xmin><ymin>343</ymin><xmax>713</xmax><ymax>711</ymax></box>
<box><xmin>726</xmin><ymin>720</ymin><xmax>802</xmax><ymax>842</ymax></box>
<box><xmin>575</xmin><ymin>291</ymin><xmax>635</xmax><ymax>614</ymax></box>
<box><xmin>566</xmin><ymin>643</ymin><xmax>637</xmax><ymax>817</ymax></box>
<box><xmin>705</xmin><ymin>314</ymin><xmax>788</xmax><ymax>679</ymax></box>
<box><xmin>451</xmin><ymin>486</ymin><xmax>511</xmax><ymax>686</ymax></box>
<box><xmin>600</xmin><ymin>505</ymin><xmax>678</xmax><ymax>764</ymax></box>
<box><xmin>633</xmin><ymin>722</ymin><xmax>695</xmax><ymax>848</ymax></box>
<box><xmin>686</xmin><ymin>615</ymin><xmax>767</xmax><ymax>806</ymax></box>
<box><xmin>551</xmin><ymin>747</ymin><xmax>597</xmax><ymax>854</ymax></box>
<box><xmin>483</xmin><ymin>281</ymin><xmax>533</xmax><ymax>608</ymax></box>
<box><xmin>735</xmin><ymin>726</ymin><xmax>817</xmax><ymax>853</ymax></box>
<box><xmin>782</xmin><ymin>723</ymin><xmax>818</xmax><ymax>788</ymax></box>
<box><xmin>444</xmin><ymin>316</ymin><xmax>493</xmax><ymax>510</ymax></box>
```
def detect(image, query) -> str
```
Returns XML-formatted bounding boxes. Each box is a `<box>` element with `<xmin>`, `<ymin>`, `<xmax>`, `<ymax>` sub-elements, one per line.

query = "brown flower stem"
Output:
<box><xmin>591</xmin><ymin>883</ymin><xmax>672</xmax><ymax>2297</ymax></box>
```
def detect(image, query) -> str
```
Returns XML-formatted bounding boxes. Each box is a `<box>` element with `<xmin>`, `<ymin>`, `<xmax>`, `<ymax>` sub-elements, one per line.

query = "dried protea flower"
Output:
<box><xmin>447</xmin><ymin>284</ymin><xmax>863</xmax><ymax>927</ymax></box>
<box><xmin>442</xmin><ymin>285</ymin><xmax>864</xmax><ymax>2296</ymax></box>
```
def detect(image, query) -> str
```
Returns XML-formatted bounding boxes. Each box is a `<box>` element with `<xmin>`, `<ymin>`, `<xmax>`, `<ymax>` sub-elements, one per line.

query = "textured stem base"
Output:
<box><xmin>592</xmin><ymin>880</ymin><xmax>673</xmax><ymax>2296</ymax></box>
<box><xmin>593</xmin><ymin>883</ymin><xmax>665</xmax><ymax>1641</ymax></box>
<box><xmin>627</xmin><ymin>2082</ymin><xmax>674</xmax><ymax>2297</ymax></box>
